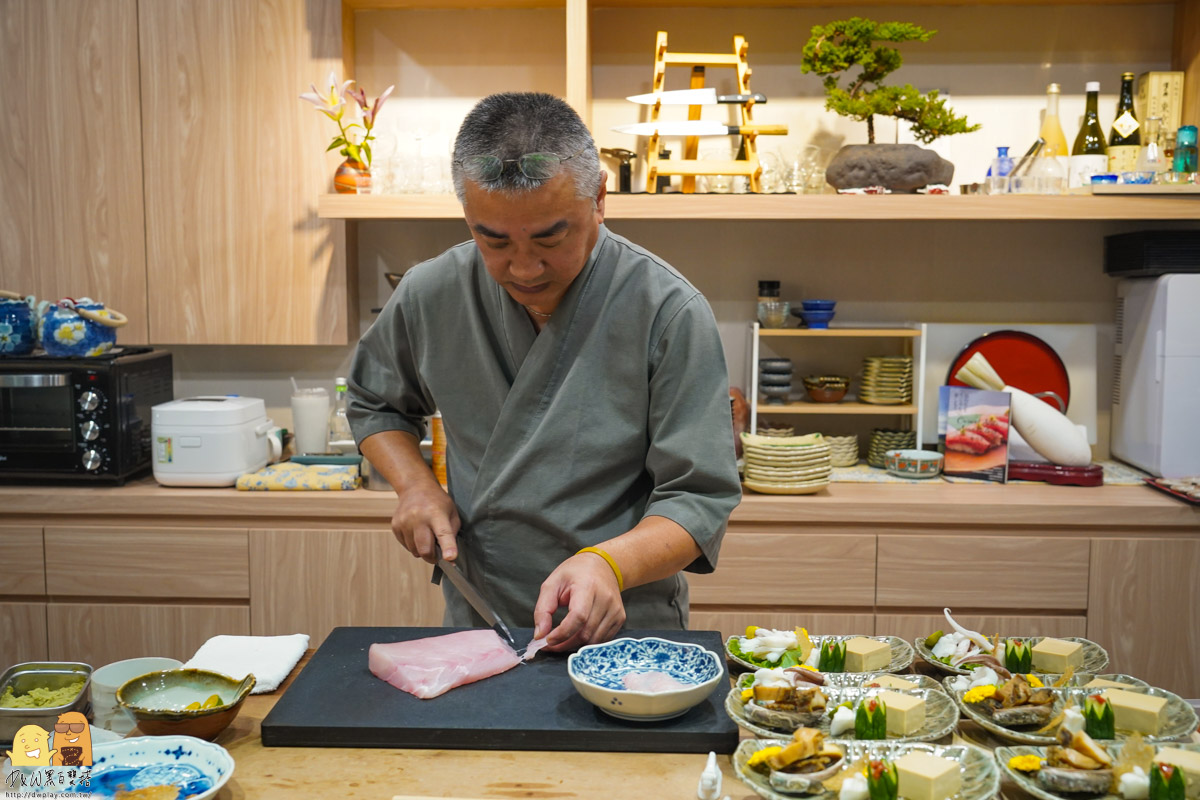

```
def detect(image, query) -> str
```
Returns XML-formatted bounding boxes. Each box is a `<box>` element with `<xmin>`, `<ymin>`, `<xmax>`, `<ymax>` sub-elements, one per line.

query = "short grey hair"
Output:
<box><xmin>452</xmin><ymin>92</ymin><xmax>602</xmax><ymax>203</ymax></box>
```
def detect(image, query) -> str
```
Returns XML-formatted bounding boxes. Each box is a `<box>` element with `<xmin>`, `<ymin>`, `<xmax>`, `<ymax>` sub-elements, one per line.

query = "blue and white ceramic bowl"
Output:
<box><xmin>84</xmin><ymin>734</ymin><xmax>232</xmax><ymax>799</ymax></box>
<box><xmin>567</xmin><ymin>637</ymin><xmax>724</xmax><ymax>721</ymax></box>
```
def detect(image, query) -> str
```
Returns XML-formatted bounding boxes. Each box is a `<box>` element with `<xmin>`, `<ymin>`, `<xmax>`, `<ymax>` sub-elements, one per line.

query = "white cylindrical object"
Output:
<box><xmin>291</xmin><ymin>387</ymin><xmax>330</xmax><ymax>455</ymax></box>
<box><xmin>1006</xmin><ymin>384</ymin><xmax>1092</xmax><ymax>466</ymax></box>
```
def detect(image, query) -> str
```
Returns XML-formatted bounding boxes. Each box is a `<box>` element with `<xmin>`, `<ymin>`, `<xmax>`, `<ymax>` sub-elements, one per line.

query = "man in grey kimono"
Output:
<box><xmin>348</xmin><ymin>92</ymin><xmax>740</xmax><ymax>653</ymax></box>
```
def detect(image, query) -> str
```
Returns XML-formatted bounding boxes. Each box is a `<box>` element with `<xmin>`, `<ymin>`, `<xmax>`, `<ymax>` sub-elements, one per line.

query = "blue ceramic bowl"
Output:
<box><xmin>568</xmin><ymin>637</ymin><xmax>724</xmax><ymax>721</ymax></box>
<box><xmin>799</xmin><ymin>309</ymin><xmax>836</xmax><ymax>329</ymax></box>
<box><xmin>800</xmin><ymin>299</ymin><xmax>837</xmax><ymax>312</ymax></box>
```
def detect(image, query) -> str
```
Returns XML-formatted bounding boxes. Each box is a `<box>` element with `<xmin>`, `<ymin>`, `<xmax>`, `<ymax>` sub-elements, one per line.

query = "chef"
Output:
<box><xmin>348</xmin><ymin>91</ymin><xmax>740</xmax><ymax>653</ymax></box>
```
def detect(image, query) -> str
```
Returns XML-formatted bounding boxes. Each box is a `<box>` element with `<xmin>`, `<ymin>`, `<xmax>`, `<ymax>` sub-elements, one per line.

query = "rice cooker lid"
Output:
<box><xmin>153</xmin><ymin>395</ymin><xmax>268</xmax><ymax>427</ymax></box>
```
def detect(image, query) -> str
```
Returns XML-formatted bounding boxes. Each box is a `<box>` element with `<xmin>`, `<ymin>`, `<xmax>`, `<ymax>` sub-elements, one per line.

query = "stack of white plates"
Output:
<box><xmin>825</xmin><ymin>434</ymin><xmax>859</xmax><ymax>467</ymax></box>
<box><xmin>740</xmin><ymin>432</ymin><xmax>832</xmax><ymax>495</ymax></box>
<box><xmin>860</xmin><ymin>356</ymin><xmax>913</xmax><ymax>405</ymax></box>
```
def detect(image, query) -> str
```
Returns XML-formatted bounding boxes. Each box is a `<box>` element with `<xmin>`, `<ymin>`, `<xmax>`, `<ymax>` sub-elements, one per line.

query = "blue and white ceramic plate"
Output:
<box><xmin>87</xmin><ymin>735</ymin><xmax>233</xmax><ymax>799</ymax></box>
<box><xmin>567</xmin><ymin>637</ymin><xmax>724</xmax><ymax>722</ymax></box>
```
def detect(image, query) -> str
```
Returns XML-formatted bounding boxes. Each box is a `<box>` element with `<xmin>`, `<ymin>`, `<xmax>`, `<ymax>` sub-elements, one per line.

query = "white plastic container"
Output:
<box><xmin>152</xmin><ymin>396</ymin><xmax>281</xmax><ymax>487</ymax></box>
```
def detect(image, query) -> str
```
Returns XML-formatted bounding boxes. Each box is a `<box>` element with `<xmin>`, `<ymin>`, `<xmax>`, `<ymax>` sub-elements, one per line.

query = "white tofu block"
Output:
<box><xmin>879</xmin><ymin>690</ymin><xmax>926</xmax><ymax>736</ymax></box>
<box><xmin>862</xmin><ymin>674</ymin><xmax>918</xmax><ymax>690</ymax></box>
<box><xmin>1031</xmin><ymin>638</ymin><xmax>1084</xmax><ymax>673</ymax></box>
<box><xmin>1153</xmin><ymin>748</ymin><xmax>1200</xmax><ymax>799</ymax></box>
<box><xmin>1103</xmin><ymin>688</ymin><xmax>1168</xmax><ymax>735</ymax></box>
<box><xmin>1083</xmin><ymin>678</ymin><xmax>1130</xmax><ymax>689</ymax></box>
<box><xmin>845</xmin><ymin>637</ymin><xmax>891</xmax><ymax>672</ymax></box>
<box><xmin>896</xmin><ymin>751</ymin><xmax>962</xmax><ymax>800</ymax></box>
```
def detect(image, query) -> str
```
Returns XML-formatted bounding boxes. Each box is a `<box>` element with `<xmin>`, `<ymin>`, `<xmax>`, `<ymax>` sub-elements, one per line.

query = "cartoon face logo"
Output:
<box><xmin>5</xmin><ymin>724</ymin><xmax>57</xmax><ymax>766</ymax></box>
<box><xmin>51</xmin><ymin>711</ymin><xmax>92</xmax><ymax>767</ymax></box>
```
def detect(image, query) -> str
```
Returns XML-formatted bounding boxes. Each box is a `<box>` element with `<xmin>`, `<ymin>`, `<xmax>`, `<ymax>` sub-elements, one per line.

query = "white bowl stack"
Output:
<box><xmin>740</xmin><ymin>432</ymin><xmax>832</xmax><ymax>495</ymax></box>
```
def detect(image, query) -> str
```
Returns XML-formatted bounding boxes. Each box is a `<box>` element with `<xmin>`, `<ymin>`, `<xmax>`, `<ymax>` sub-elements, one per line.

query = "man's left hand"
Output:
<box><xmin>532</xmin><ymin>552</ymin><xmax>626</xmax><ymax>653</ymax></box>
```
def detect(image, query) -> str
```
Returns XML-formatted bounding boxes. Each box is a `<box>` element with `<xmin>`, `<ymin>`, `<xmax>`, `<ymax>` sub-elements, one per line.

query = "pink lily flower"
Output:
<box><xmin>363</xmin><ymin>84</ymin><xmax>395</xmax><ymax>128</ymax></box>
<box><xmin>300</xmin><ymin>71</ymin><xmax>354</xmax><ymax>121</ymax></box>
<box><xmin>346</xmin><ymin>86</ymin><xmax>368</xmax><ymax>110</ymax></box>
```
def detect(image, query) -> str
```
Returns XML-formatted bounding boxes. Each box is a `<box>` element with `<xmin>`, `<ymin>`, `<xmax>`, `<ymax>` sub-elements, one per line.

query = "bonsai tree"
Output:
<box><xmin>801</xmin><ymin>17</ymin><xmax>980</xmax><ymax>145</ymax></box>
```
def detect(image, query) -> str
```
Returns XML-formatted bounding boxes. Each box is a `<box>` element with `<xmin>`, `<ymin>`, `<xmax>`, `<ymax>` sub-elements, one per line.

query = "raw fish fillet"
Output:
<box><xmin>622</xmin><ymin>670</ymin><xmax>690</xmax><ymax>693</ymax></box>
<box><xmin>369</xmin><ymin>629</ymin><xmax>521</xmax><ymax>699</ymax></box>
<box><xmin>522</xmin><ymin>636</ymin><xmax>549</xmax><ymax>662</ymax></box>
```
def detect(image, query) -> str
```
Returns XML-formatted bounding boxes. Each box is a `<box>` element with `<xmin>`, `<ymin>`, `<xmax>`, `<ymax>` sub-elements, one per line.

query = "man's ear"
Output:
<box><xmin>594</xmin><ymin>171</ymin><xmax>607</xmax><ymax>221</ymax></box>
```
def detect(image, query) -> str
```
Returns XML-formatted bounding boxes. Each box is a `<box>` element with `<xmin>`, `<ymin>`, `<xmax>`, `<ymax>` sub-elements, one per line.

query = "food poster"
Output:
<box><xmin>938</xmin><ymin>386</ymin><xmax>1011</xmax><ymax>482</ymax></box>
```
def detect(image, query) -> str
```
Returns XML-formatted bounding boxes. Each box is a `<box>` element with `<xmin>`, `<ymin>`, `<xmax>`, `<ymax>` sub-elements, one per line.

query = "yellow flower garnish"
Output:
<box><xmin>800</xmin><ymin>665</ymin><xmax>820</xmax><ymax>672</ymax></box>
<box><xmin>963</xmin><ymin>685</ymin><xmax>998</xmax><ymax>704</ymax></box>
<box><xmin>741</xmin><ymin>687</ymin><xmax>754</xmax><ymax>702</ymax></box>
<box><xmin>747</xmin><ymin>746</ymin><xmax>784</xmax><ymax>768</ymax></box>
<box><xmin>1025</xmin><ymin>674</ymin><xmax>1044</xmax><ymax>688</ymax></box>
<box><xmin>1008</xmin><ymin>755</ymin><xmax>1044</xmax><ymax>773</ymax></box>
<box><xmin>746</xmin><ymin>625</ymin><xmax>759</xmax><ymax>638</ymax></box>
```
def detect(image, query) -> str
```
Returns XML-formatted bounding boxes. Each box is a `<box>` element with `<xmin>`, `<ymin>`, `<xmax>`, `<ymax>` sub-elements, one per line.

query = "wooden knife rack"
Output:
<box><xmin>643</xmin><ymin>31</ymin><xmax>762</xmax><ymax>194</ymax></box>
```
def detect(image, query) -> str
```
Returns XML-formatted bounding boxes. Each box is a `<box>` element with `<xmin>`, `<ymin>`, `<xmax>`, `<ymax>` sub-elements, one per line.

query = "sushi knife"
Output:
<box><xmin>434</xmin><ymin>545</ymin><xmax>520</xmax><ymax>652</ymax></box>
<box><xmin>625</xmin><ymin>89</ymin><xmax>767</xmax><ymax>106</ymax></box>
<box><xmin>612</xmin><ymin>121</ymin><xmax>787</xmax><ymax>137</ymax></box>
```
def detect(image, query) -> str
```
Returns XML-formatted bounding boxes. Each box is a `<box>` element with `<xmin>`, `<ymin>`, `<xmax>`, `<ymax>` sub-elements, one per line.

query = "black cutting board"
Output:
<box><xmin>261</xmin><ymin>626</ymin><xmax>738</xmax><ymax>753</ymax></box>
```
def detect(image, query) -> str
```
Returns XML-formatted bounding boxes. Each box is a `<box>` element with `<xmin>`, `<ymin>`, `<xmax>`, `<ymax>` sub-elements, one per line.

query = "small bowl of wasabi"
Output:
<box><xmin>0</xmin><ymin>661</ymin><xmax>93</xmax><ymax>744</ymax></box>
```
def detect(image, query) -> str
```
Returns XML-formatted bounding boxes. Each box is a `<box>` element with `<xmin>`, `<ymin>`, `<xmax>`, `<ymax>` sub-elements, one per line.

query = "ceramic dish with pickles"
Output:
<box><xmin>996</xmin><ymin>739</ymin><xmax>1200</xmax><ymax>800</ymax></box>
<box><xmin>914</xmin><ymin>610</ymin><xmax>1109</xmax><ymax>676</ymax></box>
<box><xmin>726</xmin><ymin>627</ymin><xmax>915</xmax><ymax>675</ymax></box>
<box><xmin>727</xmin><ymin>671</ymin><xmax>959</xmax><ymax>743</ymax></box>
<box><xmin>948</xmin><ymin>672</ymin><xmax>1199</xmax><ymax>745</ymax></box>
<box><xmin>733</xmin><ymin>735</ymin><xmax>999</xmax><ymax>800</ymax></box>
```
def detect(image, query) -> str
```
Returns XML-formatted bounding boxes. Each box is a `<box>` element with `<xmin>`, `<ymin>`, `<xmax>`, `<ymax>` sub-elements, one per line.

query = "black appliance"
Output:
<box><xmin>1104</xmin><ymin>230</ymin><xmax>1200</xmax><ymax>277</ymax></box>
<box><xmin>0</xmin><ymin>347</ymin><xmax>173</xmax><ymax>484</ymax></box>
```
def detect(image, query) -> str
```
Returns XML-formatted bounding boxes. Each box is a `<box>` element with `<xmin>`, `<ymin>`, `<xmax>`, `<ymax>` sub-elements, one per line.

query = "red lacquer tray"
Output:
<box><xmin>1144</xmin><ymin>477</ymin><xmax>1200</xmax><ymax>506</ymax></box>
<box><xmin>947</xmin><ymin>330</ymin><xmax>1071</xmax><ymax>412</ymax></box>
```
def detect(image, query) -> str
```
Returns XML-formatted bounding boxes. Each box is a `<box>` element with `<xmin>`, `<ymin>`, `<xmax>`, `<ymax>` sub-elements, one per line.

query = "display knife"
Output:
<box><xmin>433</xmin><ymin>543</ymin><xmax>519</xmax><ymax>652</ymax></box>
<box><xmin>612</xmin><ymin>121</ymin><xmax>787</xmax><ymax>137</ymax></box>
<box><xmin>625</xmin><ymin>89</ymin><xmax>767</xmax><ymax>106</ymax></box>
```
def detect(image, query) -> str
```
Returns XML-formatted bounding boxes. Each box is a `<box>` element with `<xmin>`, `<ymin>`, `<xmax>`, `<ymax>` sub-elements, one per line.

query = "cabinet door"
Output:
<box><xmin>0</xmin><ymin>526</ymin><xmax>45</xmax><ymax>595</ymax></box>
<box><xmin>1089</xmin><ymin>537</ymin><xmax>1200</xmax><ymax>697</ymax></box>
<box><xmin>249</xmin><ymin>529</ymin><xmax>445</xmax><ymax>649</ymax></box>
<box><xmin>0</xmin><ymin>603</ymin><xmax>48</xmax><ymax>665</ymax></box>
<box><xmin>138</xmin><ymin>0</ymin><xmax>349</xmax><ymax>344</ymax></box>
<box><xmin>0</xmin><ymin>0</ymin><xmax>148</xmax><ymax>343</ymax></box>
<box><xmin>47</xmin><ymin>604</ymin><xmax>249</xmax><ymax>665</ymax></box>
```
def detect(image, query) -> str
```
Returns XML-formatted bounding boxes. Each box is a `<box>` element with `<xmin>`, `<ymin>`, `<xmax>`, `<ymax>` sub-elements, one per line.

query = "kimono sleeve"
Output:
<box><xmin>641</xmin><ymin>293</ymin><xmax>742</xmax><ymax>573</ymax></box>
<box><xmin>346</xmin><ymin>278</ymin><xmax>436</xmax><ymax>446</ymax></box>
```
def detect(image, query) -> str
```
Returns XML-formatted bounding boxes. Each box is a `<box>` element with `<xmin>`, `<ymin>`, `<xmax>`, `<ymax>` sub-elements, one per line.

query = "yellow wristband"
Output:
<box><xmin>577</xmin><ymin>546</ymin><xmax>624</xmax><ymax>593</ymax></box>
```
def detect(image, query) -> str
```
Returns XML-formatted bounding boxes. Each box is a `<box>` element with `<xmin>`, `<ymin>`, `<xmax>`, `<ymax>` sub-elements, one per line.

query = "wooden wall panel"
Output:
<box><xmin>1175</xmin><ymin>0</ymin><xmax>1199</xmax><ymax>130</ymax></box>
<box><xmin>876</xmin><ymin>535</ymin><xmax>1090</xmax><ymax>610</ymax></box>
<box><xmin>26</xmin><ymin>0</ymin><xmax>148</xmax><ymax>342</ymax></box>
<box><xmin>0</xmin><ymin>526</ymin><xmax>44</xmax><ymax>594</ymax></box>
<box><xmin>0</xmin><ymin>0</ymin><xmax>32</xmax><ymax>286</ymax></box>
<box><xmin>0</xmin><ymin>602</ymin><xmax>48</xmax><ymax>665</ymax></box>
<box><xmin>875</xmin><ymin>613</ymin><xmax>1088</xmax><ymax>644</ymax></box>
<box><xmin>689</xmin><ymin>531</ymin><xmax>876</xmax><ymax>606</ymax></box>
<box><xmin>689</xmin><ymin>610</ymin><xmax>875</xmax><ymax>645</ymax></box>
<box><xmin>44</xmin><ymin>527</ymin><xmax>249</xmax><ymax>599</ymax></box>
<box><xmin>139</xmin><ymin>0</ymin><xmax>348</xmax><ymax>344</ymax></box>
<box><xmin>1088</xmin><ymin>537</ymin><xmax>1200</xmax><ymax>697</ymax></box>
<box><xmin>46</xmin><ymin>603</ymin><xmax>249</xmax><ymax>665</ymax></box>
<box><xmin>249</xmin><ymin>529</ymin><xmax>444</xmax><ymax>649</ymax></box>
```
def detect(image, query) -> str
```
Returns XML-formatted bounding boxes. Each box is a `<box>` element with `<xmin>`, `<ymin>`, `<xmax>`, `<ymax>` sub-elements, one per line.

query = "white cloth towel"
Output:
<box><xmin>184</xmin><ymin>634</ymin><xmax>309</xmax><ymax>694</ymax></box>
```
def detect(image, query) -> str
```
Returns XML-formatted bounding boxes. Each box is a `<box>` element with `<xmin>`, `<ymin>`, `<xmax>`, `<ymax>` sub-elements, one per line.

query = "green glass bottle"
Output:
<box><xmin>1069</xmin><ymin>81</ymin><xmax>1108</xmax><ymax>187</ymax></box>
<box><xmin>1108</xmin><ymin>72</ymin><xmax>1141</xmax><ymax>174</ymax></box>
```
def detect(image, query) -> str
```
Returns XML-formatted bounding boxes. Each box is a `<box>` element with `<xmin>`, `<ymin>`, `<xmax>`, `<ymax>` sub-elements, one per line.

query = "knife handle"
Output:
<box><xmin>718</xmin><ymin>93</ymin><xmax>767</xmax><ymax>104</ymax></box>
<box><xmin>732</xmin><ymin>124</ymin><xmax>788</xmax><ymax>136</ymax></box>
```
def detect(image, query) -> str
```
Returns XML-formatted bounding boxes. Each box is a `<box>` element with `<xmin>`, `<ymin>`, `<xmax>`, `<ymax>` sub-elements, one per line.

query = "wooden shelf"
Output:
<box><xmin>318</xmin><ymin>192</ymin><xmax>1200</xmax><ymax>221</ymax></box>
<box><xmin>760</xmin><ymin>328</ymin><xmax>922</xmax><ymax>338</ymax></box>
<box><xmin>757</xmin><ymin>401</ymin><xmax>917</xmax><ymax>415</ymax></box>
<box><xmin>342</xmin><ymin>0</ymin><xmax>1171</xmax><ymax>8</ymax></box>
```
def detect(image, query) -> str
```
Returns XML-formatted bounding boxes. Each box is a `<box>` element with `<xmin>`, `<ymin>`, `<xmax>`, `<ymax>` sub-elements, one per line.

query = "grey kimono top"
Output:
<box><xmin>347</xmin><ymin>224</ymin><xmax>741</xmax><ymax>631</ymax></box>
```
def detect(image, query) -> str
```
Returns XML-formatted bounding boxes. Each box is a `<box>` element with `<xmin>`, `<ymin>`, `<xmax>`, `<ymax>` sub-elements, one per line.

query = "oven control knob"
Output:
<box><xmin>81</xmin><ymin>420</ymin><xmax>101</xmax><ymax>441</ymax></box>
<box><xmin>79</xmin><ymin>391</ymin><xmax>102</xmax><ymax>412</ymax></box>
<box><xmin>81</xmin><ymin>449</ymin><xmax>102</xmax><ymax>471</ymax></box>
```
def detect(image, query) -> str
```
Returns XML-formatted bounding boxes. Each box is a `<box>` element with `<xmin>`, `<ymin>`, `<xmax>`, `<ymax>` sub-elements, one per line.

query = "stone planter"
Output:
<box><xmin>825</xmin><ymin>143</ymin><xmax>954</xmax><ymax>193</ymax></box>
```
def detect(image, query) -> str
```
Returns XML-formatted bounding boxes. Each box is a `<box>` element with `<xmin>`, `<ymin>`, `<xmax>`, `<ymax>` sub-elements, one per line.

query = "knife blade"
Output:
<box><xmin>612</xmin><ymin>121</ymin><xmax>787</xmax><ymax>137</ymax></box>
<box><xmin>625</xmin><ymin>89</ymin><xmax>767</xmax><ymax>106</ymax></box>
<box><xmin>434</xmin><ymin>545</ymin><xmax>519</xmax><ymax>652</ymax></box>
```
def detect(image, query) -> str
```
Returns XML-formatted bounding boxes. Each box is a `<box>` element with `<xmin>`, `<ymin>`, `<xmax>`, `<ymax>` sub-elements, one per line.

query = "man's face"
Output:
<box><xmin>462</xmin><ymin>171</ymin><xmax>605</xmax><ymax>317</ymax></box>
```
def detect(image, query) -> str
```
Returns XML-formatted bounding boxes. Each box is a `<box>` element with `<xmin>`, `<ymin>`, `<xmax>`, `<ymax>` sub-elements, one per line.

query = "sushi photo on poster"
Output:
<box><xmin>938</xmin><ymin>386</ymin><xmax>1012</xmax><ymax>482</ymax></box>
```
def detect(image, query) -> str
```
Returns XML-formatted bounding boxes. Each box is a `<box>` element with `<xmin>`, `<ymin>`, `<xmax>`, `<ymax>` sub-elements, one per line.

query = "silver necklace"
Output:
<box><xmin>525</xmin><ymin>306</ymin><xmax>552</xmax><ymax>318</ymax></box>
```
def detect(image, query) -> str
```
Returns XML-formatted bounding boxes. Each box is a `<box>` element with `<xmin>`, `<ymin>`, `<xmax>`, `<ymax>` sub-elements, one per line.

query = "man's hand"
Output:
<box><xmin>532</xmin><ymin>552</ymin><xmax>626</xmax><ymax>653</ymax></box>
<box><xmin>391</xmin><ymin>477</ymin><xmax>461</xmax><ymax>563</ymax></box>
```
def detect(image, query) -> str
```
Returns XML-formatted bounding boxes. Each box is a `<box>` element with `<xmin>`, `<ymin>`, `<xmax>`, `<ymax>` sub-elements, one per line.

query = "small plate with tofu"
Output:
<box><xmin>727</xmin><ymin>632</ymin><xmax>915</xmax><ymax>675</ymax></box>
<box><xmin>916</xmin><ymin>635</ymin><xmax>1109</xmax><ymax>676</ymax></box>
<box><xmin>996</xmin><ymin>741</ymin><xmax>1200</xmax><ymax>800</ymax></box>
<box><xmin>734</xmin><ymin>739</ymin><xmax>999</xmax><ymax>800</ymax></box>
<box><xmin>727</xmin><ymin>680</ymin><xmax>960</xmax><ymax>742</ymax></box>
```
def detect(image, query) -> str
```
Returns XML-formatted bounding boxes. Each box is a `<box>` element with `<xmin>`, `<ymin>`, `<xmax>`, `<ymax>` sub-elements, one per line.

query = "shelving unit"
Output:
<box><xmin>748</xmin><ymin>322</ymin><xmax>927</xmax><ymax>446</ymax></box>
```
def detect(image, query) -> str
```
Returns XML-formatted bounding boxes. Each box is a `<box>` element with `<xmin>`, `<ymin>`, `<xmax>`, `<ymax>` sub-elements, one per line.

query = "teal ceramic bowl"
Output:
<box><xmin>117</xmin><ymin>669</ymin><xmax>255</xmax><ymax>741</ymax></box>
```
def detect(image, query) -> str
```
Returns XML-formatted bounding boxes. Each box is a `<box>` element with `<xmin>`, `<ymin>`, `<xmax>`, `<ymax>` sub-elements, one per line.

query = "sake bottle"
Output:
<box><xmin>1039</xmin><ymin>83</ymin><xmax>1070</xmax><ymax>174</ymax></box>
<box><xmin>1107</xmin><ymin>72</ymin><xmax>1141</xmax><ymax>174</ymax></box>
<box><xmin>1069</xmin><ymin>81</ymin><xmax>1108</xmax><ymax>188</ymax></box>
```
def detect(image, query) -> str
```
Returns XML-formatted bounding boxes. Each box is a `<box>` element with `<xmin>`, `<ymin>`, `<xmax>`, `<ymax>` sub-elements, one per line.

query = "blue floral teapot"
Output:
<box><xmin>0</xmin><ymin>290</ymin><xmax>38</xmax><ymax>356</ymax></box>
<box><xmin>40</xmin><ymin>297</ymin><xmax>129</xmax><ymax>357</ymax></box>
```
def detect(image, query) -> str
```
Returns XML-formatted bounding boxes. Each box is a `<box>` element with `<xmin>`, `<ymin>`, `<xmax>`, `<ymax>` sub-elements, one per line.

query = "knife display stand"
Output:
<box><xmin>644</xmin><ymin>31</ymin><xmax>762</xmax><ymax>194</ymax></box>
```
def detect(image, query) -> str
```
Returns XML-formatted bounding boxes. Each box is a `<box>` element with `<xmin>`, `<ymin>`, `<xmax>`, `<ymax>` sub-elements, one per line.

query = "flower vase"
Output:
<box><xmin>334</xmin><ymin>158</ymin><xmax>371</xmax><ymax>194</ymax></box>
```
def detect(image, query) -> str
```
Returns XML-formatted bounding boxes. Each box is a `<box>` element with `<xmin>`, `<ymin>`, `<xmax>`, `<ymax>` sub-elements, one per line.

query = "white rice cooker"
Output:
<box><xmin>152</xmin><ymin>396</ymin><xmax>282</xmax><ymax>487</ymax></box>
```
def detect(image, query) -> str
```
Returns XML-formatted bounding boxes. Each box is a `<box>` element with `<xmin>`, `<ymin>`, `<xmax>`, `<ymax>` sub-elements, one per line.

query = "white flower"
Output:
<box><xmin>54</xmin><ymin>321</ymin><xmax>86</xmax><ymax>345</ymax></box>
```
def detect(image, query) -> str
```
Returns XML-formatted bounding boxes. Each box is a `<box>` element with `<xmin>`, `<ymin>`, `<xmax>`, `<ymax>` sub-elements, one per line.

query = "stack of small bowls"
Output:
<box><xmin>791</xmin><ymin>299</ymin><xmax>836</xmax><ymax>329</ymax></box>
<box><xmin>803</xmin><ymin>375</ymin><xmax>850</xmax><ymax>403</ymax></box>
<box><xmin>740</xmin><ymin>432</ymin><xmax>832</xmax><ymax>495</ymax></box>
<box><xmin>867</xmin><ymin>428</ymin><xmax>917</xmax><ymax>468</ymax></box>
<box><xmin>859</xmin><ymin>356</ymin><xmax>913</xmax><ymax>405</ymax></box>
<box><xmin>759</xmin><ymin>358</ymin><xmax>794</xmax><ymax>405</ymax></box>
<box><xmin>825</xmin><ymin>434</ymin><xmax>859</xmax><ymax>467</ymax></box>
<box><xmin>757</xmin><ymin>422</ymin><xmax>795</xmax><ymax>437</ymax></box>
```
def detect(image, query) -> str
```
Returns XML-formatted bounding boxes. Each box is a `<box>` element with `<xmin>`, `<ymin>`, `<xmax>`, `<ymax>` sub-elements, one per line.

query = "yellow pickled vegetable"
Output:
<box><xmin>747</xmin><ymin>746</ymin><xmax>784</xmax><ymax>768</ymax></box>
<box><xmin>184</xmin><ymin>701</ymin><xmax>202</xmax><ymax>710</ymax></box>
<box><xmin>963</xmin><ymin>685</ymin><xmax>998</xmax><ymax>704</ymax></box>
<box><xmin>202</xmin><ymin>694</ymin><xmax>223</xmax><ymax>709</ymax></box>
<box><xmin>1008</xmin><ymin>755</ymin><xmax>1044</xmax><ymax>773</ymax></box>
